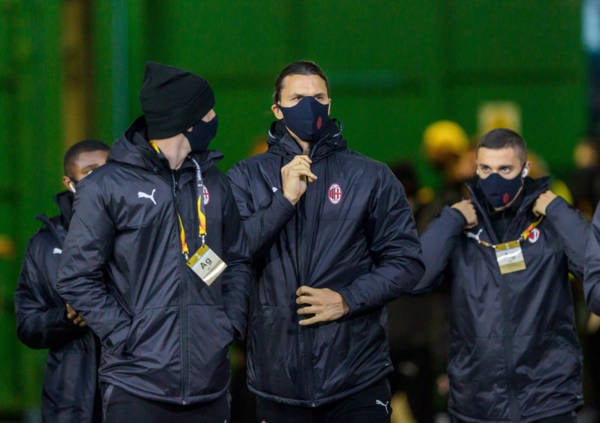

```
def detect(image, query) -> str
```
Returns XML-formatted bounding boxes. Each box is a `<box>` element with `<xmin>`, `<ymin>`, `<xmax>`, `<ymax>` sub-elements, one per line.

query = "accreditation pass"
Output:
<box><xmin>186</xmin><ymin>244</ymin><xmax>227</xmax><ymax>286</ymax></box>
<box><xmin>495</xmin><ymin>240</ymin><xmax>526</xmax><ymax>275</ymax></box>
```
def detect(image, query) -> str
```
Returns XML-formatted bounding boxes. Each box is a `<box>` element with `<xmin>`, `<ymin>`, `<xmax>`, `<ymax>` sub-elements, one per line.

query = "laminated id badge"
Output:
<box><xmin>186</xmin><ymin>244</ymin><xmax>227</xmax><ymax>286</ymax></box>
<box><xmin>495</xmin><ymin>240</ymin><xmax>526</xmax><ymax>274</ymax></box>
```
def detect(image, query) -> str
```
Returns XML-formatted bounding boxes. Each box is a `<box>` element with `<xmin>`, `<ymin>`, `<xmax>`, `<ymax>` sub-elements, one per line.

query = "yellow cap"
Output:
<box><xmin>423</xmin><ymin>120</ymin><xmax>469</xmax><ymax>164</ymax></box>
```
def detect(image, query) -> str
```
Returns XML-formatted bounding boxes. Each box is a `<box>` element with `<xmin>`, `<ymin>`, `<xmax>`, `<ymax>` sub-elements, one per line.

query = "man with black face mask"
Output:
<box><xmin>56</xmin><ymin>62</ymin><xmax>251</xmax><ymax>422</ymax></box>
<box><xmin>227</xmin><ymin>61</ymin><xmax>424</xmax><ymax>422</ymax></box>
<box><xmin>414</xmin><ymin>128</ymin><xmax>588</xmax><ymax>422</ymax></box>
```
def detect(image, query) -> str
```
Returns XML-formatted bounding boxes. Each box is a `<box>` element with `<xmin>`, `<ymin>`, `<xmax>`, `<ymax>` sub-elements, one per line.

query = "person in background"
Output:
<box><xmin>15</xmin><ymin>139</ymin><xmax>110</xmax><ymax>422</ymax></box>
<box><xmin>417</xmin><ymin>120</ymin><xmax>476</xmax><ymax>232</ymax></box>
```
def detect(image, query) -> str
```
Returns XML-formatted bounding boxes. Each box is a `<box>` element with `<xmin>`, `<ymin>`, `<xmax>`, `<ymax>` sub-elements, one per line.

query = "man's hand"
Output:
<box><xmin>451</xmin><ymin>199</ymin><xmax>478</xmax><ymax>229</ymax></box>
<box><xmin>281</xmin><ymin>155</ymin><xmax>318</xmax><ymax>205</ymax></box>
<box><xmin>296</xmin><ymin>286</ymin><xmax>349</xmax><ymax>326</ymax></box>
<box><xmin>66</xmin><ymin>303</ymin><xmax>87</xmax><ymax>327</ymax></box>
<box><xmin>532</xmin><ymin>190</ymin><xmax>557</xmax><ymax>216</ymax></box>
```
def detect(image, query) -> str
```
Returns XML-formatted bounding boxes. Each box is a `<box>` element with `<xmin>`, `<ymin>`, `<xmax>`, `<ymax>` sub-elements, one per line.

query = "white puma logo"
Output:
<box><xmin>375</xmin><ymin>399</ymin><xmax>390</xmax><ymax>415</ymax></box>
<box><xmin>138</xmin><ymin>189</ymin><xmax>157</xmax><ymax>205</ymax></box>
<box><xmin>52</xmin><ymin>247</ymin><xmax>62</xmax><ymax>255</ymax></box>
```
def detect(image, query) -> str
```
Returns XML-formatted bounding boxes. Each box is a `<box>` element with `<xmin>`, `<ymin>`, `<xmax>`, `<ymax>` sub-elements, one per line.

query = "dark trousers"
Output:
<box><xmin>453</xmin><ymin>411</ymin><xmax>577</xmax><ymax>423</ymax></box>
<box><xmin>255</xmin><ymin>378</ymin><xmax>391</xmax><ymax>423</ymax></box>
<box><xmin>103</xmin><ymin>385</ymin><xmax>230</xmax><ymax>423</ymax></box>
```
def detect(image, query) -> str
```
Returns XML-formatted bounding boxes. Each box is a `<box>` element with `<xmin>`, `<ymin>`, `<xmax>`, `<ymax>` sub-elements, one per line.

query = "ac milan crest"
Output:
<box><xmin>202</xmin><ymin>186</ymin><xmax>210</xmax><ymax>205</ymax></box>
<box><xmin>527</xmin><ymin>228</ymin><xmax>540</xmax><ymax>244</ymax></box>
<box><xmin>328</xmin><ymin>183</ymin><xmax>342</xmax><ymax>205</ymax></box>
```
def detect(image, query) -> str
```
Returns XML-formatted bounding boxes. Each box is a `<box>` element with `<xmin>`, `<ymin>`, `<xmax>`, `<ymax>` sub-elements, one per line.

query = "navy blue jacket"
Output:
<box><xmin>56</xmin><ymin>117</ymin><xmax>251</xmax><ymax>405</ymax></box>
<box><xmin>15</xmin><ymin>191</ymin><xmax>100</xmax><ymax>423</ymax></box>
<box><xmin>227</xmin><ymin>120</ymin><xmax>424</xmax><ymax>406</ymax></box>
<box><xmin>585</xmin><ymin>201</ymin><xmax>600</xmax><ymax>313</ymax></box>
<box><xmin>416</xmin><ymin>177</ymin><xmax>586</xmax><ymax>422</ymax></box>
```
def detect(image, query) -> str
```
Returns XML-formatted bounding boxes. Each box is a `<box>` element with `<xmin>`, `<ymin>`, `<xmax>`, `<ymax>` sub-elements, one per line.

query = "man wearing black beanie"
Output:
<box><xmin>56</xmin><ymin>62</ymin><xmax>251</xmax><ymax>422</ymax></box>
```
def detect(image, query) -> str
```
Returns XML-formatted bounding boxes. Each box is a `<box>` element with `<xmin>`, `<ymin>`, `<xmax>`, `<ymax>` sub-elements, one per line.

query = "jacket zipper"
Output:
<box><xmin>171</xmin><ymin>170</ymin><xmax>190</xmax><ymax>405</ymax></box>
<box><xmin>298</xmin><ymin>160</ymin><xmax>318</xmax><ymax>405</ymax></box>
<box><xmin>469</xmin><ymin>188</ymin><xmax>522</xmax><ymax>420</ymax></box>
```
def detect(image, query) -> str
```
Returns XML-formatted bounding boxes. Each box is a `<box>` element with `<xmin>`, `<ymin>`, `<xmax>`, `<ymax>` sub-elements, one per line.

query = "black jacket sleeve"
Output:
<box><xmin>56</xmin><ymin>180</ymin><xmax>131</xmax><ymax>348</ymax></box>
<box><xmin>412</xmin><ymin>206</ymin><xmax>466</xmax><ymax>294</ymax></box>
<box><xmin>15</xmin><ymin>239</ymin><xmax>85</xmax><ymax>349</ymax></box>
<box><xmin>585</xmin><ymin>202</ymin><xmax>600</xmax><ymax>314</ymax></box>
<box><xmin>219</xmin><ymin>177</ymin><xmax>252</xmax><ymax>340</ymax></box>
<box><xmin>227</xmin><ymin>164</ymin><xmax>296</xmax><ymax>257</ymax></box>
<box><xmin>337</xmin><ymin>166</ymin><xmax>425</xmax><ymax>314</ymax></box>
<box><xmin>544</xmin><ymin>196</ymin><xmax>589</xmax><ymax>280</ymax></box>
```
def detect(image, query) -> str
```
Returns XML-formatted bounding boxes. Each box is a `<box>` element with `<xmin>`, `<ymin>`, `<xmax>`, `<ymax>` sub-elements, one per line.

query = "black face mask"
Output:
<box><xmin>477</xmin><ymin>170</ymin><xmax>524</xmax><ymax>209</ymax></box>
<box><xmin>278</xmin><ymin>97</ymin><xmax>330</xmax><ymax>142</ymax></box>
<box><xmin>184</xmin><ymin>116</ymin><xmax>218</xmax><ymax>152</ymax></box>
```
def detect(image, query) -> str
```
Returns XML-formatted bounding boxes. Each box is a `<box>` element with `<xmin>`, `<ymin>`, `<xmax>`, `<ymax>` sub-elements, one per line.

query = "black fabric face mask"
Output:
<box><xmin>278</xmin><ymin>97</ymin><xmax>330</xmax><ymax>142</ymax></box>
<box><xmin>477</xmin><ymin>169</ymin><xmax>524</xmax><ymax>209</ymax></box>
<box><xmin>185</xmin><ymin>116</ymin><xmax>218</xmax><ymax>152</ymax></box>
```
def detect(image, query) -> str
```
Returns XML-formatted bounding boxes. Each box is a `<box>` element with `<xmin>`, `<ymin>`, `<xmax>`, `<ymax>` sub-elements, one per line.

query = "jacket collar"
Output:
<box><xmin>54</xmin><ymin>190</ymin><xmax>74</xmax><ymax>225</ymax></box>
<box><xmin>35</xmin><ymin>190</ymin><xmax>73</xmax><ymax>244</ymax></box>
<box><xmin>466</xmin><ymin>177</ymin><xmax>550</xmax><ymax>244</ymax></box>
<box><xmin>266</xmin><ymin>119</ymin><xmax>346</xmax><ymax>162</ymax></box>
<box><xmin>467</xmin><ymin>176</ymin><xmax>550</xmax><ymax>217</ymax></box>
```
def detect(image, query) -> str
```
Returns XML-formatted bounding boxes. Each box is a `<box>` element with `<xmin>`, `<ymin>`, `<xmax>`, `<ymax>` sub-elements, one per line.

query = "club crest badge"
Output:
<box><xmin>527</xmin><ymin>228</ymin><xmax>540</xmax><ymax>244</ymax></box>
<box><xmin>203</xmin><ymin>186</ymin><xmax>210</xmax><ymax>205</ymax></box>
<box><xmin>328</xmin><ymin>183</ymin><xmax>342</xmax><ymax>205</ymax></box>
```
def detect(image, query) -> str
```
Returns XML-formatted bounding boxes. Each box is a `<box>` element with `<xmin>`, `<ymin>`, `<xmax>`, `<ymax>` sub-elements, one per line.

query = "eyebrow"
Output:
<box><xmin>478</xmin><ymin>163</ymin><xmax>514</xmax><ymax>169</ymax></box>
<box><xmin>289</xmin><ymin>91</ymin><xmax>327</xmax><ymax>98</ymax></box>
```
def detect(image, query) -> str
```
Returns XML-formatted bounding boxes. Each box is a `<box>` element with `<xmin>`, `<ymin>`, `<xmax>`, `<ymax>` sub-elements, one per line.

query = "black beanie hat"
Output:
<box><xmin>139</xmin><ymin>61</ymin><xmax>215</xmax><ymax>139</ymax></box>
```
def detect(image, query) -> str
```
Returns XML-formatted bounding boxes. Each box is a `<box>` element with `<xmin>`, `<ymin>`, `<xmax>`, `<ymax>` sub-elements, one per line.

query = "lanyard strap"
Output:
<box><xmin>465</xmin><ymin>214</ymin><xmax>544</xmax><ymax>250</ymax></box>
<box><xmin>149</xmin><ymin>141</ymin><xmax>207</xmax><ymax>259</ymax></box>
<box><xmin>520</xmin><ymin>214</ymin><xmax>544</xmax><ymax>241</ymax></box>
<box><xmin>190</xmin><ymin>158</ymin><xmax>207</xmax><ymax>242</ymax></box>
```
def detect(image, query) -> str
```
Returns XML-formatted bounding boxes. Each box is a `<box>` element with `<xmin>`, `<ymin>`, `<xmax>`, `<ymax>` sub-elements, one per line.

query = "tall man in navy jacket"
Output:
<box><xmin>56</xmin><ymin>62</ymin><xmax>251</xmax><ymax>422</ymax></box>
<box><xmin>227</xmin><ymin>61</ymin><xmax>424</xmax><ymax>422</ymax></box>
<box><xmin>416</xmin><ymin>128</ymin><xmax>587</xmax><ymax>422</ymax></box>
<box><xmin>15</xmin><ymin>139</ymin><xmax>110</xmax><ymax>422</ymax></box>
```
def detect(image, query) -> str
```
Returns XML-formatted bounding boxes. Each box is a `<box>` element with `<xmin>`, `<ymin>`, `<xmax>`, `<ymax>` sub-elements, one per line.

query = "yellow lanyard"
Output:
<box><xmin>149</xmin><ymin>141</ymin><xmax>207</xmax><ymax>259</ymax></box>
<box><xmin>465</xmin><ymin>215</ymin><xmax>544</xmax><ymax>250</ymax></box>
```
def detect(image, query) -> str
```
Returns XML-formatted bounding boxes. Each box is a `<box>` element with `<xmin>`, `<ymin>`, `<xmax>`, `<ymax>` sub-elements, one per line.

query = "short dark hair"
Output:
<box><xmin>273</xmin><ymin>61</ymin><xmax>330</xmax><ymax>104</ymax></box>
<box><xmin>476</xmin><ymin>128</ymin><xmax>527</xmax><ymax>163</ymax></box>
<box><xmin>63</xmin><ymin>139</ymin><xmax>110</xmax><ymax>175</ymax></box>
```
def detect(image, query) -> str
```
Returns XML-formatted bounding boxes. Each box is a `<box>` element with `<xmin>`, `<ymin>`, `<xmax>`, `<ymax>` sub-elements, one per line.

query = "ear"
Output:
<box><xmin>62</xmin><ymin>175</ymin><xmax>72</xmax><ymax>191</ymax></box>
<box><xmin>327</xmin><ymin>99</ymin><xmax>332</xmax><ymax>115</ymax></box>
<box><xmin>271</xmin><ymin>104</ymin><xmax>284</xmax><ymax>120</ymax></box>
<box><xmin>522</xmin><ymin>161</ymin><xmax>530</xmax><ymax>177</ymax></box>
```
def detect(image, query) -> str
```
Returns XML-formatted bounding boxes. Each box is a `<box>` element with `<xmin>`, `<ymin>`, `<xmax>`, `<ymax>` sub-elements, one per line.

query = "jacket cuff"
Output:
<box><xmin>272</xmin><ymin>190</ymin><xmax>296</xmax><ymax>214</ymax></box>
<box><xmin>337</xmin><ymin>287</ymin><xmax>358</xmax><ymax>316</ymax></box>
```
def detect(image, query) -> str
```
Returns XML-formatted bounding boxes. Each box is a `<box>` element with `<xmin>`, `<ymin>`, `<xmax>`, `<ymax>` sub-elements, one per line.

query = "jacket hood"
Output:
<box><xmin>109</xmin><ymin>116</ymin><xmax>223</xmax><ymax>172</ymax></box>
<box><xmin>266</xmin><ymin>119</ymin><xmax>346</xmax><ymax>161</ymax></box>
